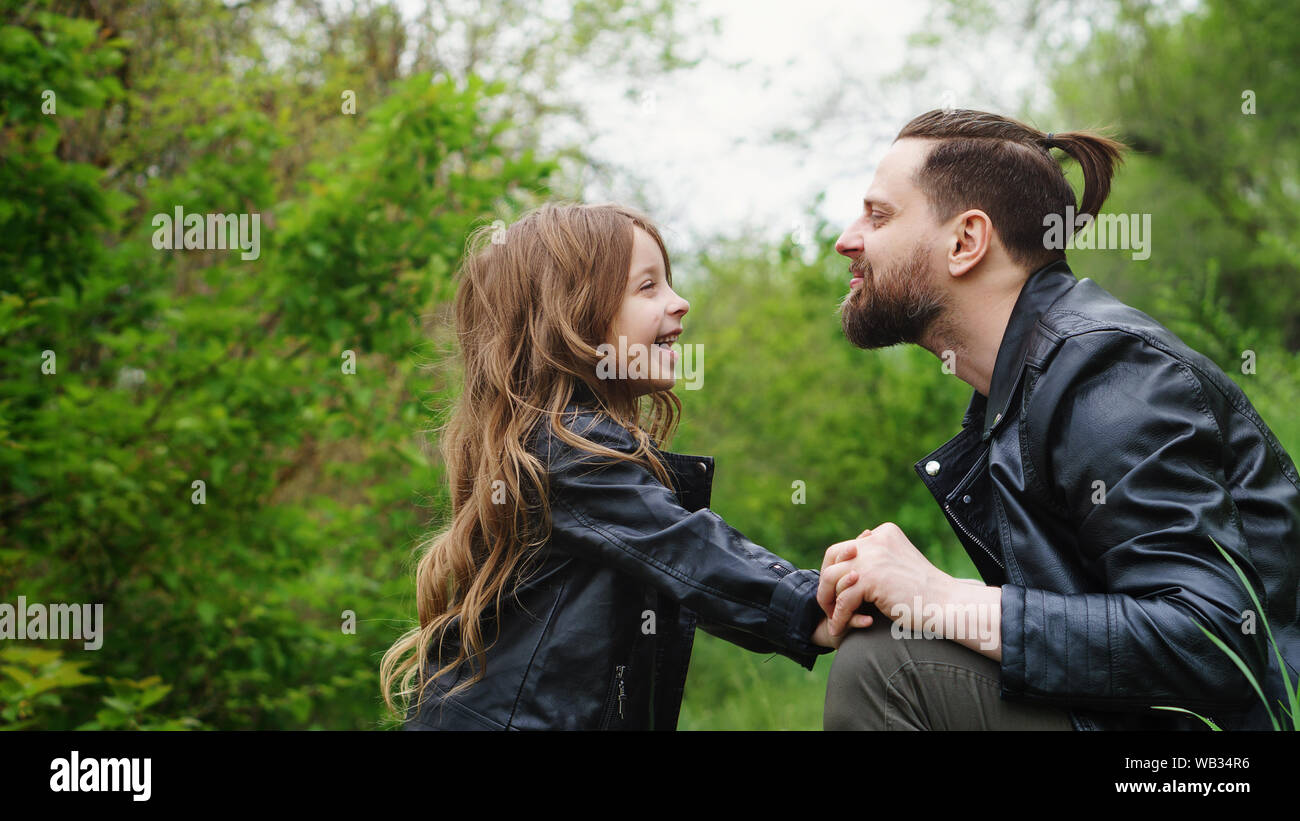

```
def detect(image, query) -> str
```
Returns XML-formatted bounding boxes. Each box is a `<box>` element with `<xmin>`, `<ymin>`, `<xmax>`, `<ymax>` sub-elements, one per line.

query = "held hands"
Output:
<box><xmin>809</xmin><ymin>528</ymin><xmax>878</xmax><ymax>648</ymax></box>
<box><xmin>816</xmin><ymin>522</ymin><xmax>962</xmax><ymax>638</ymax></box>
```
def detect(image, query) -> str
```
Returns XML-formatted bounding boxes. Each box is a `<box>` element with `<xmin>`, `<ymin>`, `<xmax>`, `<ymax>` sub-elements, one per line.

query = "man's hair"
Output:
<box><xmin>897</xmin><ymin>109</ymin><xmax>1128</xmax><ymax>270</ymax></box>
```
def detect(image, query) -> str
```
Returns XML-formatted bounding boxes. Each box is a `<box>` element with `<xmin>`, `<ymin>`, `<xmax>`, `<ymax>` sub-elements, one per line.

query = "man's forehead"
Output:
<box><xmin>865</xmin><ymin>138</ymin><xmax>930</xmax><ymax>206</ymax></box>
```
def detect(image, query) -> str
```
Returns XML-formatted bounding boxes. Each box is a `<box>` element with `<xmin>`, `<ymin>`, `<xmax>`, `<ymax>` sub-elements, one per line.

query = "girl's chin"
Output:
<box><xmin>626</xmin><ymin>378</ymin><xmax>678</xmax><ymax>397</ymax></box>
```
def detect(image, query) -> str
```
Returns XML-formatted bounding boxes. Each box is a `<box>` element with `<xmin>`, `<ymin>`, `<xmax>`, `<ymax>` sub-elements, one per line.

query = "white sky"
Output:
<box><xmin>373</xmin><ymin>0</ymin><xmax>1056</xmax><ymax>253</ymax></box>
<box><xmin>563</xmin><ymin>0</ymin><xmax>1050</xmax><ymax>253</ymax></box>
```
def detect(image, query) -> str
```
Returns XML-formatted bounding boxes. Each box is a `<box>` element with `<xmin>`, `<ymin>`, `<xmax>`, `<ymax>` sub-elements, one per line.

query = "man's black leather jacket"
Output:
<box><xmin>404</xmin><ymin>407</ymin><xmax>832</xmax><ymax>730</ymax></box>
<box><xmin>917</xmin><ymin>260</ymin><xmax>1300</xmax><ymax>730</ymax></box>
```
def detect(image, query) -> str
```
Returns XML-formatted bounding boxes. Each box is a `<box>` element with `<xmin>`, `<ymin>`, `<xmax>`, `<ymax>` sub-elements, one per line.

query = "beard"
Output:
<box><xmin>840</xmin><ymin>243</ymin><xmax>948</xmax><ymax>350</ymax></box>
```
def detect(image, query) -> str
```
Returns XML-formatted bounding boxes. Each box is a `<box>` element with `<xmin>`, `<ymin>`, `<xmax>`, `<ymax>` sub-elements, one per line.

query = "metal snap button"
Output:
<box><xmin>925</xmin><ymin>460</ymin><xmax>941</xmax><ymax>476</ymax></box>
<box><xmin>696</xmin><ymin>461</ymin><xmax>707</xmax><ymax>473</ymax></box>
<box><xmin>962</xmin><ymin>494</ymin><xmax>972</xmax><ymax>504</ymax></box>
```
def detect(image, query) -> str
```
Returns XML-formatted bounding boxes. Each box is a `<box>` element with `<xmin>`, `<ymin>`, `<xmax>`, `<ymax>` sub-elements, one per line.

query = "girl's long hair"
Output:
<box><xmin>380</xmin><ymin>202</ymin><xmax>681</xmax><ymax>716</ymax></box>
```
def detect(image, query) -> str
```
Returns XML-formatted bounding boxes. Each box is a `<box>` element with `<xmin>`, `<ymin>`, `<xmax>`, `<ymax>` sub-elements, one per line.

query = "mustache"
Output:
<box><xmin>850</xmin><ymin>256</ymin><xmax>871</xmax><ymax>277</ymax></box>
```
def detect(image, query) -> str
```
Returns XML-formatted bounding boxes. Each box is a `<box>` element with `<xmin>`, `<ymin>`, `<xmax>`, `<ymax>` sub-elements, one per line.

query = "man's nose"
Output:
<box><xmin>835</xmin><ymin>229</ymin><xmax>861</xmax><ymax>258</ymax></box>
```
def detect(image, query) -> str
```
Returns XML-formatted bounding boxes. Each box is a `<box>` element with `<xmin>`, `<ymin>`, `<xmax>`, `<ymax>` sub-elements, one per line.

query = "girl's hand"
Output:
<box><xmin>811</xmin><ymin>579</ymin><xmax>874</xmax><ymax>649</ymax></box>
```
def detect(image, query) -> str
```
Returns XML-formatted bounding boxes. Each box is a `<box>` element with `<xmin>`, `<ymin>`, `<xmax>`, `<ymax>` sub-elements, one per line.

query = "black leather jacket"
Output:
<box><xmin>404</xmin><ymin>406</ymin><xmax>832</xmax><ymax>730</ymax></box>
<box><xmin>917</xmin><ymin>261</ymin><xmax>1300</xmax><ymax>730</ymax></box>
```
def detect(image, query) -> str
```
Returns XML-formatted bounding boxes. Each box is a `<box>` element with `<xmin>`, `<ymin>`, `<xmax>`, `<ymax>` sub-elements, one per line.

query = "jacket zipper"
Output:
<box><xmin>615</xmin><ymin>664</ymin><xmax>626</xmax><ymax>720</ymax></box>
<box><xmin>944</xmin><ymin>502</ymin><xmax>1004</xmax><ymax>570</ymax></box>
<box><xmin>601</xmin><ymin>664</ymin><xmax>627</xmax><ymax>728</ymax></box>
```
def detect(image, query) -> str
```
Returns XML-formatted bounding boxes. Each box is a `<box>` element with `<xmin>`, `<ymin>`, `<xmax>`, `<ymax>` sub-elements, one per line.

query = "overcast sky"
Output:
<box><xmin>563</xmin><ymin>0</ymin><xmax>1050</xmax><ymax>253</ymax></box>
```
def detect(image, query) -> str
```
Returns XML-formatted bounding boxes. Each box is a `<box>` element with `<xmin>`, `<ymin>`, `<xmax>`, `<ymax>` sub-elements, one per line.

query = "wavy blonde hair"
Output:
<box><xmin>380</xmin><ymin>202</ymin><xmax>681</xmax><ymax>717</ymax></box>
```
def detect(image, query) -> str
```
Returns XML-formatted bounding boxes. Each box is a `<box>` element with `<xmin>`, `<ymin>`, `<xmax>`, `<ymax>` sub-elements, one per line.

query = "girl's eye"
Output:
<box><xmin>640</xmin><ymin>281</ymin><xmax>655</xmax><ymax>291</ymax></box>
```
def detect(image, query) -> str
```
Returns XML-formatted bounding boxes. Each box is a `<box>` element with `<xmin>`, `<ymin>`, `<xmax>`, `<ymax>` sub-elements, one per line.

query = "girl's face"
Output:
<box><xmin>604</xmin><ymin>227</ymin><xmax>689</xmax><ymax>395</ymax></box>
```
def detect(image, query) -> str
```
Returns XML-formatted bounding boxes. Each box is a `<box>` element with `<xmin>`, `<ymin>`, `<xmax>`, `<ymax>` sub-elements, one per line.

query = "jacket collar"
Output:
<box><xmin>560</xmin><ymin>393</ymin><xmax>715</xmax><ymax>510</ymax></box>
<box><xmin>980</xmin><ymin>259</ymin><xmax>1079</xmax><ymax>440</ymax></box>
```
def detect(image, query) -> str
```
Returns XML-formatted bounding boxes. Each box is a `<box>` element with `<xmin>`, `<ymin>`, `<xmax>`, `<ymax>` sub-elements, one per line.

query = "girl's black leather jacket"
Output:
<box><xmin>404</xmin><ymin>406</ymin><xmax>831</xmax><ymax>730</ymax></box>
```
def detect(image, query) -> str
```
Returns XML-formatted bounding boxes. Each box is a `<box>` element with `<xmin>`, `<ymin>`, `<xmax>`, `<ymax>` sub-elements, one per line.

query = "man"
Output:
<box><xmin>819</xmin><ymin>108</ymin><xmax>1300</xmax><ymax>731</ymax></box>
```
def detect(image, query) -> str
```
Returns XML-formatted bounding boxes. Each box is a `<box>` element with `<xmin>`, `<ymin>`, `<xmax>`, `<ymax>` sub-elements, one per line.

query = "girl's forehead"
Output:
<box><xmin>630</xmin><ymin>229</ymin><xmax>666</xmax><ymax>263</ymax></box>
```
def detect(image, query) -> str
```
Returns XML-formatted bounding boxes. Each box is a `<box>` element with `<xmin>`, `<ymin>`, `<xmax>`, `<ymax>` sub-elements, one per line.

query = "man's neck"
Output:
<box><xmin>919</xmin><ymin>278</ymin><xmax>1025</xmax><ymax>398</ymax></box>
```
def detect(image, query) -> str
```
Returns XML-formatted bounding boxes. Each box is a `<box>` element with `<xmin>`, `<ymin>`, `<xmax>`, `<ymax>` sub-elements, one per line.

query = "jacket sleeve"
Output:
<box><xmin>1003</xmin><ymin>330</ymin><xmax>1269</xmax><ymax>713</ymax></box>
<box><xmin>536</xmin><ymin>415</ymin><xmax>831</xmax><ymax>670</ymax></box>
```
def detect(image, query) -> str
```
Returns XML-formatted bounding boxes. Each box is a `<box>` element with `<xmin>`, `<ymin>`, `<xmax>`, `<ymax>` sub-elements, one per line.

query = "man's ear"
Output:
<box><xmin>947</xmin><ymin>209</ymin><xmax>992</xmax><ymax>278</ymax></box>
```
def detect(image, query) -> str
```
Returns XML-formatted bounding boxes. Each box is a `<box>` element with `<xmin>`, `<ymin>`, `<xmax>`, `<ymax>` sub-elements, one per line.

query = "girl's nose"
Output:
<box><xmin>669</xmin><ymin>290</ymin><xmax>689</xmax><ymax>316</ymax></box>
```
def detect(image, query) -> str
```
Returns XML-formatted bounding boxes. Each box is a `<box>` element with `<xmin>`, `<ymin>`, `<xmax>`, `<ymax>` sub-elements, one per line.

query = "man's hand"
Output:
<box><xmin>817</xmin><ymin>522</ymin><xmax>1004</xmax><ymax>659</ymax></box>
<box><xmin>818</xmin><ymin>522</ymin><xmax>954</xmax><ymax>635</ymax></box>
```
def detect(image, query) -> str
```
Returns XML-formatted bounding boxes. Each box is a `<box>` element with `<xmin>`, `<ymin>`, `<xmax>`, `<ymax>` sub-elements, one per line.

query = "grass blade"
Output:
<box><xmin>1210</xmin><ymin>537</ymin><xmax>1298</xmax><ymax>728</ymax></box>
<box><xmin>1152</xmin><ymin>705</ymin><xmax>1221</xmax><ymax>730</ymax></box>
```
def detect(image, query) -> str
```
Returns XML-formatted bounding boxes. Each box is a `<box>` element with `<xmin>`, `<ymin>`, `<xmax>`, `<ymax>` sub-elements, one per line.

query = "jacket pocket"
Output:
<box><xmin>598</xmin><ymin>664</ymin><xmax>628</xmax><ymax>729</ymax></box>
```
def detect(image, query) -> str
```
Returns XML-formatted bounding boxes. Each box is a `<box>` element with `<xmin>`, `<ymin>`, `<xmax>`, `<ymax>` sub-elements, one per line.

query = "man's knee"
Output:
<box><xmin>823</xmin><ymin>628</ymin><xmax>1074</xmax><ymax>731</ymax></box>
<box><xmin>824</xmin><ymin>626</ymin><xmax>905</xmax><ymax>730</ymax></box>
<box><xmin>829</xmin><ymin>625</ymin><xmax>906</xmax><ymax>681</ymax></box>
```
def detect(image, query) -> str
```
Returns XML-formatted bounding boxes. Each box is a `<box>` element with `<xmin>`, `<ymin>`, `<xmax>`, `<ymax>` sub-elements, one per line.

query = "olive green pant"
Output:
<box><xmin>823</xmin><ymin>625</ymin><xmax>1076</xmax><ymax>731</ymax></box>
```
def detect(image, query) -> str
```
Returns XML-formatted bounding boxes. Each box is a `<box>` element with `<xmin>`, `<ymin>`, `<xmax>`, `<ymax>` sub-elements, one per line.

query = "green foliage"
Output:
<box><xmin>0</xmin><ymin>3</ymin><xmax>129</xmax><ymax>295</ymax></box>
<box><xmin>1050</xmin><ymin>0</ymin><xmax>1300</xmax><ymax>346</ymax></box>
<box><xmin>1</xmin><ymin>0</ymin><xmax>553</xmax><ymax>730</ymax></box>
<box><xmin>0</xmin><ymin>645</ymin><xmax>200</xmax><ymax>730</ymax></box>
<box><xmin>273</xmin><ymin>72</ymin><xmax>555</xmax><ymax>350</ymax></box>
<box><xmin>0</xmin><ymin>646</ymin><xmax>97</xmax><ymax>730</ymax></box>
<box><xmin>679</xmin><ymin>631</ymin><xmax>829</xmax><ymax>730</ymax></box>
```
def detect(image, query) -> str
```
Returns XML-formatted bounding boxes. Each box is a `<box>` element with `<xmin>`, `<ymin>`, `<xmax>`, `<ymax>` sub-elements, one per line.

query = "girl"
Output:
<box><xmin>381</xmin><ymin>202</ymin><xmax>871</xmax><ymax>730</ymax></box>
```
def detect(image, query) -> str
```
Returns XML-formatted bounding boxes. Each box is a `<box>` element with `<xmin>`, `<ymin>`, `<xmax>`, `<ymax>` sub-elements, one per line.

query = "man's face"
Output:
<box><xmin>835</xmin><ymin>138</ymin><xmax>948</xmax><ymax>350</ymax></box>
